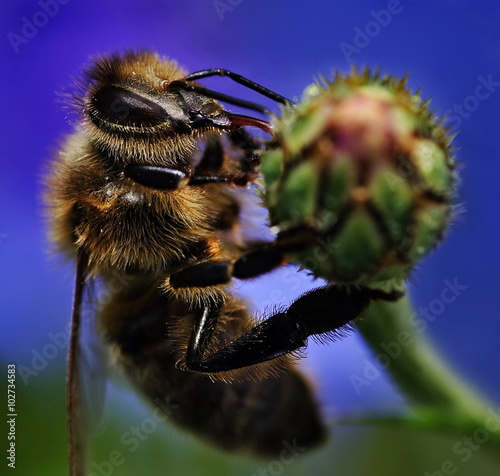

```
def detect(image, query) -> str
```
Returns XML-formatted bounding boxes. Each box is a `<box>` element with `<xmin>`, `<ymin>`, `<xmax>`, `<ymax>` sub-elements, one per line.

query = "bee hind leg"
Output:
<box><xmin>185</xmin><ymin>285</ymin><xmax>402</xmax><ymax>374</ymax></box>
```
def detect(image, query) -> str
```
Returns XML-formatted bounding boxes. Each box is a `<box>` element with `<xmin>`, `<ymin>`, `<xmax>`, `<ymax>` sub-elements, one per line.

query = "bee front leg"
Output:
<box><xmin>124</xmin><ymin>133</ymin><xmax>260</xmax><ymax>192</ymax></box>
<box><xmin>124</xmin><ymin>165</ymin><xmax>190</xmax><ymax>190</ymax></box>
<box><xmin>185</xmin><ymin>286</ymin><xmax>402</xmax><ymax>373</ymax></box>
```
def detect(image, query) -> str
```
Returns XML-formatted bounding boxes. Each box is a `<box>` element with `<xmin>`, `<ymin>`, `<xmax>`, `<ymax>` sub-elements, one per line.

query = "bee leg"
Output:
<box><xmin>126</xmin><ymin>127</ymin><xmax>262</xmax><ymax>191</ymax></box>
<box><xmin>169</xmin><ymin>245</ymin><xmax>286</xmax><ymax>288</ymax></box>
<box><xmin>169</xmin><ymin>248</ymin><xmax>288</xmax><ymax>288</ymax></box>
<box><xmin>188</xmin><ymin>134</ymin><xmax>263</xmax><ymax>186</ymax></box>
<box><xmin>186</xmin><ymin>285</ymin><xmax>402</xmax><ymax>373</ymax></box>
<box><xmin>170</xmin><ymin>262</ymin><xmax>232</xmax><ymax>288</ymax></box>
<box><xmin>188</xmin><ymin>171</ymin><xmax>258</xmax><ymax>186</ymax></box>
<box><xmin>170</xmin><ymin>229</ymin><xmax>316</xmax><ymax>288</ymax></box>
<box><xmin>125</xmin><ymin>162</ymin><xmax>258</xmax><ymax>189</ymax></box>
<box><xmin>197</xmin><ymin>128</ymin><xmax>261</xmax><ymax>173</ymax></box>
<box><xmin>227</xmin><ymin>126</ymin><xmax>262</xmax><ymax>171</ymax></box>
<box><xmin>124</xmin><ymin>165</ymin><xmax>189</xmax><ymax>190</ymax></box>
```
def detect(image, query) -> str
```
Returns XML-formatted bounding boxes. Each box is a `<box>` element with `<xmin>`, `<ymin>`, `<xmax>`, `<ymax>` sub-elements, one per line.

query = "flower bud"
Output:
<box><xmin>262</xmin><ymin>69</ymin><xmax>456</xmax><ymax>287</ymax></box>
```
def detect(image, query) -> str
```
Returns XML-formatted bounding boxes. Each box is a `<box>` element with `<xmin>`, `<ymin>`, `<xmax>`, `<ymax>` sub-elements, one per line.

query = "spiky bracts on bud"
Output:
<box><xmin>262</xmin><ymin>69</ymin><xmax>456</xmax><ymax>288</ymax></box>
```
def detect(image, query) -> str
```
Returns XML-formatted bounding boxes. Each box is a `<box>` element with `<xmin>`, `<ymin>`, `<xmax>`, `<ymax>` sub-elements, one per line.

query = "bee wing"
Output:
<box><xmin>67</xmin><ymin>250</ymin><xmax>109</xmax><ymax>476</ymax></box>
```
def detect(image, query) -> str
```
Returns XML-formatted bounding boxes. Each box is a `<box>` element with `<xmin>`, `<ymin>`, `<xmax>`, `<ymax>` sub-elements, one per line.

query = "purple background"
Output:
<box><xmin>1</xmin><ymin>0</ymin><xmax>499</xmax><ymax>439</ymax></box>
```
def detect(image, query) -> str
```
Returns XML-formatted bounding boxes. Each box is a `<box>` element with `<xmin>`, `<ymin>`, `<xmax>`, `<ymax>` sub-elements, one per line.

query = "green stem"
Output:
<box><xmin>356</xmin><ymin>292</ymin><xmax>500</xmax><ymax>445</ymax></box>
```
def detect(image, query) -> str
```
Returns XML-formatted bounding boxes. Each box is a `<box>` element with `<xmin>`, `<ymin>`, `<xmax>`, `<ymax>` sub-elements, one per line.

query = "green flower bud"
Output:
<box><xmin>262</xmin><ymin>69</ymin><xmax>456</xmax><ymax>288</ymax></box>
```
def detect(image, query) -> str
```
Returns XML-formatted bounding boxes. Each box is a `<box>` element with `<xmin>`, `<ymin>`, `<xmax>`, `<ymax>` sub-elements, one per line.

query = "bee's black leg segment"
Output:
<box><xmin>231</xmin><ymin>228</ymin><xmax>316</xmax><ymax>279</ymax></box>
<box><xmin>124</xmin><ymin>165</ymin><xmax>189</xmax><ymax>190</ymax></box>
<box><xmin>170</xmin><ymin>245</ymin><xmax>286</xmax><ymax>289</ymax></box>
<box><xmin>232</xmin><ymin>224</ymin><xmax>318</xmax><ymax>279</ymax></box>
<box><xmin>170</xmin><ymin>237</ymin><xmax>310</xmax><ymax>289</ymax></box>
<box><xmin>186</xmin><ymin>309</ymin><xmax>305</xmax><ymax>373</ymax></box>
<box><xmin>232</xmin><ymin>246</ymin><xmax>285</xmax><ymax>279</ymax></box>
<box><xmin>188</xmin><ymin>171</ymin><xmax>256</xmax><ymax>187</ymax></box>
<box><xmin>170</xmin><ymin>262</ymin><xmax>232</xmax><ymax>288</ymax></box>
<box><xmin>187</xmin><ymin>286</ymin><xmax>402</xmax><ymax>373</ymax></box>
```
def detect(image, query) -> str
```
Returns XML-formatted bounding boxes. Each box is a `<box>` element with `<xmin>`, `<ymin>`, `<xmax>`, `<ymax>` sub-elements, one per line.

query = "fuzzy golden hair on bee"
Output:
<box><xmin>83</xmin><ymin>51</ymin><xmax>187</xmax><ymax>90</ymax></box>
<box><xmin>64</xmin><ymin>51</ymin><xmax>226</xmax><ymax>167</ymax></box>
<box><xmin>45</xmin><ymin>134</ymin><xmax>225</xmax><ymax>278</ymax></box>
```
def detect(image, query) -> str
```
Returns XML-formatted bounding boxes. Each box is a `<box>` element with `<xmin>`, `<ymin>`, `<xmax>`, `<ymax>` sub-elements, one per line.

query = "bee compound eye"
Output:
<box><xmin>90</xmin><ymin>85</ymin><xmax>166</xmax><ymax>126</ymax></box>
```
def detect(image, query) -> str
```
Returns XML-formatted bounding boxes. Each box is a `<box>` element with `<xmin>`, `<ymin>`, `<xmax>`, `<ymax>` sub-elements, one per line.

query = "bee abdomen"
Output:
<box><xmin>165</xmin><ymin>367</ymin><xmax>326</xmax><ymax>457</ymax></box>
<box><xmin>103</xmin><ymin>284</ymin><xmax>326</xmax><ymax>458</ymax></box>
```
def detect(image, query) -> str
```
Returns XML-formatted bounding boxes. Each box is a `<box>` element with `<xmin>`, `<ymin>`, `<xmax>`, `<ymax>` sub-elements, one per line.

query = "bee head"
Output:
<box><xmin>71</xmin><ymin>51</ymin><xmax>231</xmax><ymax>168</ymax></box>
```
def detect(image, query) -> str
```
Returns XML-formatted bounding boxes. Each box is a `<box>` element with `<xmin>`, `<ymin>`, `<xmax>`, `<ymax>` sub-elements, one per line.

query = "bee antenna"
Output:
<box><xmin>169</xmin><ymin>81</ymin><xmax>273</xmax><ymax>114</ymax></box>
<box><xmin>169</xmin><ymin>68</ymin><xmax>294</xmax><ymax>114</ymax></box>
<box><xmin>182</xmin><ymin>69</ymin><xmax>292</xmax><ymax>105</ymax></box>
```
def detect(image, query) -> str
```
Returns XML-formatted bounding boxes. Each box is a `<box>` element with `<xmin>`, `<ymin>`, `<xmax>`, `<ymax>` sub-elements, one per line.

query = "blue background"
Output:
<box><xmin>1</xmin><ymin>1</ymin><xmax>499</xmax><ymax>474</ymax></box>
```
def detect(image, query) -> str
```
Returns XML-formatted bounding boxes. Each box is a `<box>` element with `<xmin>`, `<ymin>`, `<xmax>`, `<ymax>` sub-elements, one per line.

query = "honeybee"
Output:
<box><xmin>45</xmin><ymin>51</ymin><xmax>396</xmax><ymax>475</ymax></box>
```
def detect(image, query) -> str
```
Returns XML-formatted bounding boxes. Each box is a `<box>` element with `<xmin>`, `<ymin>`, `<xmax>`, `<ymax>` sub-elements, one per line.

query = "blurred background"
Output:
<box><xmin>1</xmin><ymin>1</ymin><xmax>499</xmax><ymax>474</ymax></box>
